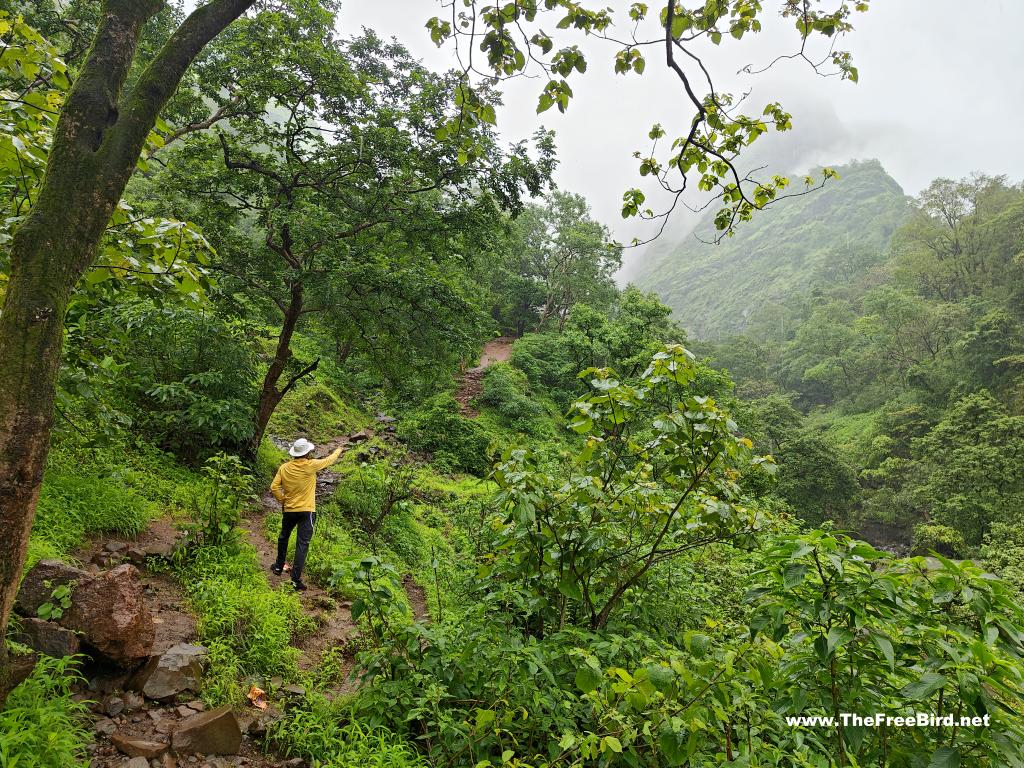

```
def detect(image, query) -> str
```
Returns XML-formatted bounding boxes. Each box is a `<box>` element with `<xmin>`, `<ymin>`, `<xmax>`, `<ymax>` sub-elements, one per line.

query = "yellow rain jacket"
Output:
<box><xmin>270</xmin><ymin>448</ymin><xmax>343</xmax><ymax>512</ymax></box>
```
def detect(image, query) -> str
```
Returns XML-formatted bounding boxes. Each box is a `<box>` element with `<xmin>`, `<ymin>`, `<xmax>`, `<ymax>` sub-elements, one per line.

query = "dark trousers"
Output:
<box><xmin>275</xmin><ymin>511</ymin><xmax>316</xmax><ymax>581</ymax></box>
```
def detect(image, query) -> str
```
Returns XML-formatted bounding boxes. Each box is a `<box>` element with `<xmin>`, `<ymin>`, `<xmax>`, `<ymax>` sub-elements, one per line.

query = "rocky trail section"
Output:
<box><xmin>9</xmin><ymin>422</ymin><xmax>432</xmax><ymax>766</ymax></box>
<box><xmin>455</xmin><ymin>336</ymin><xmax>515</xmax><ymax>416</ymax></box>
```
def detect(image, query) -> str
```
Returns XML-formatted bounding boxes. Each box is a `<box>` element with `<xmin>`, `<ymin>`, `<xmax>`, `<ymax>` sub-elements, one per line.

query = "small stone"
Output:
<box><xmin>126</xmin><ymin>547</ymin><xmax>147</xmax><ymax>565</ymax></box>
<box><xmin>111</xmin><ymin>731</ymin><xmax>168</xmax><ymax>758</ymax></box>
<box><xmin>281</xmin><ymin>684</ymin><xmax>305</xmax><ymax>697</ymax></box>
<box><xmin>105</xmin><ymin>541</ymin><xmax>128</xmax><ymax>554</ymax></box>
<box><xmin>185</xmin><ymin>700</ymin><xmax>205</xmax><ymax>712</ymax></box>
<box><xmin>282</xmin><ymin>759</ymin><xmax>305</xmax><ymax>768</ymax></box>
<box><xmin>162</xmin><ymin>754</ymin><xmax>178</xmax><ymax>768</ymax></box>
<box><xmin>268</xmin><ymin>676</ymin><xmax>282</xmax><ymax>690</ymax></box>
<box><xmin>144</xmin><ymin>541</ymin><xmax>175</xmax><ymax>560</ymax></box>
<box><xmin>94</xmin><ymin>717</ymin><xmax>117</xmax><ymax>736</ymax></box>
<box><xmin>124</xmin><ymin>691</ymin><xmax>145</xmax><ymax>710</ymax></box>
<box><xmin>131</xmin><ymin>643</ymin><xmax>207</xmax><ymax>701</ymax></box>
<box><xmin>149</xmin><ymin>710</ymin><xmax>164</xmax><ymax>722</ymax></box>
<box><xmin>177</xmin><ymin>704</ymin><xmax>194</xmax><ymax>717</ymax></box>
<box><xmin>132</xmin><ymin>714</ymin><xmax>144</xmax><ymax>723</ymax></box>
<box><xmin>125</xmin><ymin>758</ymin><xmax>150</xmax><ymax>768</ymax></box>
<box><xmin>348</xmin><ymin>429</ymin><xmax>371</xmax><ymax>443</ymax></box>
<box><xmin>106</xmin><ymin>696</ymin><xmax>126</xmax><ymax>716</ymax></box>
<box><xmin>171</xmin><ymin>705</ymin><xmax>242</xmax><ymax>756</ymax></box>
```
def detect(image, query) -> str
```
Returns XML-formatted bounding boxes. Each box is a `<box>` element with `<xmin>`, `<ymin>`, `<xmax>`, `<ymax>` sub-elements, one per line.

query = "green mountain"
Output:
<box><xmin>628</xmin><ymin>159</ymin><xmax>910</xmax><ymax>339</ymax></box>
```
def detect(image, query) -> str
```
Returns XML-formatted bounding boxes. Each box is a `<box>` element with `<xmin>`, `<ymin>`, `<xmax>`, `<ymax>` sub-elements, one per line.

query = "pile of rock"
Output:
<box><xmin>90</xmin><ymin>538</ymin><xmax>176</xmax><ymax>570</ymax></box>
<box><xmin>14</xmin><ymin>560</ymin><xmax>258</xmax><ymax>764</ymax></box>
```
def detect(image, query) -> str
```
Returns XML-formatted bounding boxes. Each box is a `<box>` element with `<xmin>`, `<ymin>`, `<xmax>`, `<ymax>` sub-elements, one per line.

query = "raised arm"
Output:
<box><xmin>309</xmin><ymin>447</ymin><xmax>344</xmax><ymax>472</ymax></box>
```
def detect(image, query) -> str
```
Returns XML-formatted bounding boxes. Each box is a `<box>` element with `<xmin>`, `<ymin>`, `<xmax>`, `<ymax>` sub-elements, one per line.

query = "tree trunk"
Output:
<box><xmin>246</xmin><ymin>280</ymin><xmax>319</xmax><ymax>459</ymax></box>
<box><xmin>0</xmin><ymin>0</ymin><xmax>256</xmax><ymax>705</ymax></box>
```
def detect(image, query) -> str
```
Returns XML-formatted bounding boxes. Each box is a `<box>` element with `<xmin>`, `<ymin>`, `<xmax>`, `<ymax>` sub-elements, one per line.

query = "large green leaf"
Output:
<box><xmin>927</xmin><ymin>747</ymin><xmax>961</xmax><ymax>768</ymax></box>
<box><xmin>900</xmin><ymin>672</ymin><xmax>947</xmax><ymax>700</ymax></box>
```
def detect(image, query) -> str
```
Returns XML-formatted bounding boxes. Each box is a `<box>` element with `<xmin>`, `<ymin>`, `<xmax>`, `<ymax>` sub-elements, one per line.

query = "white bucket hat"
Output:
<box><xmin>289</xmin><ymin>438</ymin><xmax>315</xmax><ymax>457</ymax></box>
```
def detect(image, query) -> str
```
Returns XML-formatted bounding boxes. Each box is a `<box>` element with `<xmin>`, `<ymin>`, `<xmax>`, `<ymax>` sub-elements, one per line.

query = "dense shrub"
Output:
<box><xmin>269</xmin><ymin>694</ymin><xmax>427</xmax><ymax>767</ymax></box>
<box><xmin>911</xmin><ymin>522</ymin><xmax>967</xmax><ymax>557</ymax></box>
<box><xmin>508</xmin><ymin>332</ymin><xmax>578</xmax><ymax>405</ymax></box>
<box><xmin>397</xmin><ymin>394</ymin><xmax>492</xmax><ymax>476</ymax></box>
<box><xmin>478</xmin><ymin>363</ymin><xmax>548</xmax><ymax>434</ymax></box>
<box><xmin>66</xmin><ymin>298</ymin><xmax>258</xmax><ymax>459</ymax></box>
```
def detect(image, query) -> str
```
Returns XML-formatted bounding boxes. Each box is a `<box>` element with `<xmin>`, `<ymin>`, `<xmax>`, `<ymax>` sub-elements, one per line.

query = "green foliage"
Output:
<box><xmin>508</xmin><ymin>288</ymin><xmax>683</xmax><ymax>407</ymax></box>
<box><xmin>484</xmin><ymin>190</ymin><xmax>621</xmax><ymax>334</ymax></box>
<box><xmin>485</xmin><ymin>346</ymin><xmax>772</xmax><ymax>633</ymax></box>
<box><xmin>478</xmin><ymin>363</ymin><xmax>550</xmax><ymax>435</ymax></box>
<box><xmin>332</xmin><ymin>458</ymin><xmax>416</xmax><ymax>536</ymax></box>
<box><xmin>0</xmin><ymin>655</ymin><xmax>91</xmax><ymax>768</ymax></box>
<box><xmin>35</xmin><ymin>583</ymin><xmax>73</xmax><ymax>622</ymax></box>
<box><xmin>354</xmin><ymin>617</ymin><xmax>659</xmax><ymax>767</ymax></box>
<box><xmin>175</xmin><ymin>542</ymin><xmax>311</xmax><ymax>705</ymax></box>
<box><xmin>748</xmin><ymin>532</ymin><xmax>1024</xmax><ymax>765</ymax></box>
<box><xmin>981</xmin><ymin>523</ymin><xmax>1024</xmax><ymax>597</ymax></box>
<box><xmin>268</xmin><ymin>695</ymin><xmax>427</xmax><ymax>767</ymax></box>
<box><xmin>398</xmin><ymin>394</ymin><xmax>492</xmax><ymax>476</ymax></box>
<box><xmin>62</xmin><ymin>298</ymin><xmax>257</xmax><ymax>457</ymax></box>
<box><xmin>179</xmin><ymin>453</ymin><xmax>253</xmax><ymax>553</ymax></box>
<box><xmin>911</xmin><ymin>391</ymin><xmax>1024</xmax><ymax>545</ymax></box>
<box><xmin>508</xmin><ymin>331</ymin><xmax>579</xmax><ymax>405</ymax></box>
<box><xmin>330</xmin><ymin>556</ymin><xmax>411</xmax><ymax>646</ymax></box>
<box><xmin>911</xmin><ymin>523</ymin><xmax>966</xmax><ymax>558</ymax></box>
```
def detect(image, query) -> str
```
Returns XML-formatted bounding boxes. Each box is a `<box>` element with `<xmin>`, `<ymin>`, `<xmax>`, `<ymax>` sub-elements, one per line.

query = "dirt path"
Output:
<box><xmin>455</xmin><ymin>336</ymin><xmax>516</xmax><ymax>415</ymax></box>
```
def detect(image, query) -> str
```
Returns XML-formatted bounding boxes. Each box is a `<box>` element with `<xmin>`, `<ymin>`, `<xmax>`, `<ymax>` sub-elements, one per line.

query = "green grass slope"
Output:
<box><xmin>630</xmin><ymin>159</ymin><xmax>910</xmax><ymax>339</ymax></box>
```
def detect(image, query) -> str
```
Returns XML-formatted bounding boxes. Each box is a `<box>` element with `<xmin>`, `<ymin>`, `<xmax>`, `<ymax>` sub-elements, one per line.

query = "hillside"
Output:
<box><xmin>628</xmin><ymin>159</ymin><xmax>910</xmax><ymax>339</ymax></box>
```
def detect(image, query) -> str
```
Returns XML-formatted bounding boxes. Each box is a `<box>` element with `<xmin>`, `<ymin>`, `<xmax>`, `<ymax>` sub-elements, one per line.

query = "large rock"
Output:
<box><xmin>15</xmin><ymin>560</ymin><xmax>154</xmax><ymax>666</ymax></box>
<box><xmin>171</xmin><ymin>705</ymin><xmax>241</xmax><ymax>756</ymax></box>
<box><xmin>62</xmin><ymin>564</ymin><xmax>154</xmax><ymax>664</ymax></box>
<box><xmin>15</xmin><ymin>560</ymin><xmax>89</xmax><ymax>616</ymax></box>
<box><xmin>10</xmin><ymin>617</ymin><xmax>80</xmax><ymax>658</ymax></box>
<box><xmin>131</xmin><ymin>643</ymin><xmax>207</xmax><ymax>701</ymax></box>
<box><xmin>111</xmin><ymin>732</ymin><xmax>168</xmax><ymax>759</ymax></box>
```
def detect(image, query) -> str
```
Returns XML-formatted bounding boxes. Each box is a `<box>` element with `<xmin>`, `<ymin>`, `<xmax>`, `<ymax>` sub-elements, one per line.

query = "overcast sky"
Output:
<box><xmin>333</xmin><ymin>0</ymin><xmax>1024</xmax><ymax>254</ymax></box>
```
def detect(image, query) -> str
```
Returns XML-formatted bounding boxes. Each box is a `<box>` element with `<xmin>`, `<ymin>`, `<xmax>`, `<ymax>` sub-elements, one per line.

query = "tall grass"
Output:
<box><xmin>0</xmin><ymin>654</ymin><xmax>91</xmax><ymax>768</ymax></box>
<box><xmin>28</xmin><ymin>439</ymin><xmax>207</xmax><ymax>569</ymax></box>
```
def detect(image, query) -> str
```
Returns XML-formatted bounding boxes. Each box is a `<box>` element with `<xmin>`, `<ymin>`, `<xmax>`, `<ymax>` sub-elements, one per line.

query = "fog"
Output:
<box><xmin>335</xmin><ymin>0</ymin><xmax>1024</xmax><ymax>254</ymax></box>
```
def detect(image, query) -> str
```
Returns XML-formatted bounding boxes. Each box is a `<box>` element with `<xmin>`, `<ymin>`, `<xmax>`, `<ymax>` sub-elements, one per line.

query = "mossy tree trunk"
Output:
<box><xmin>0</xmin><ymin>0</ymin><xmax>256</xmax><ymax>705</ymax></box>
<box><xmin>246</xmin><ymin>279</ymin><xmax>319</xmax><ymax>460</ymax></box>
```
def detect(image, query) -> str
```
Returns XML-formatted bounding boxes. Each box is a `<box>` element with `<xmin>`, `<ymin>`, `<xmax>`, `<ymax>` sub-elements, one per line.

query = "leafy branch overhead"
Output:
<box><xmin>428</xmin><ymin>0</ymin><xmax>867</xmax><ymax>242</ymax></box>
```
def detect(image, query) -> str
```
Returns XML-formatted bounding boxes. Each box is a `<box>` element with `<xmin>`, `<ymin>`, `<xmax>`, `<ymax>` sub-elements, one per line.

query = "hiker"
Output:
<box><xmin>270</xmin><ymin>438</ymin><xmax>343</xmax><ymax>591</ymax></box>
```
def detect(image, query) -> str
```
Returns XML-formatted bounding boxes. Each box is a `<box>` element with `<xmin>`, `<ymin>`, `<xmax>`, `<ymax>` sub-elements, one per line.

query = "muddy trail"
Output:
<box><xmin>455</xmin><ymin>336</ymin><xmax>515</xmax><ymax>416</ymax></box>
